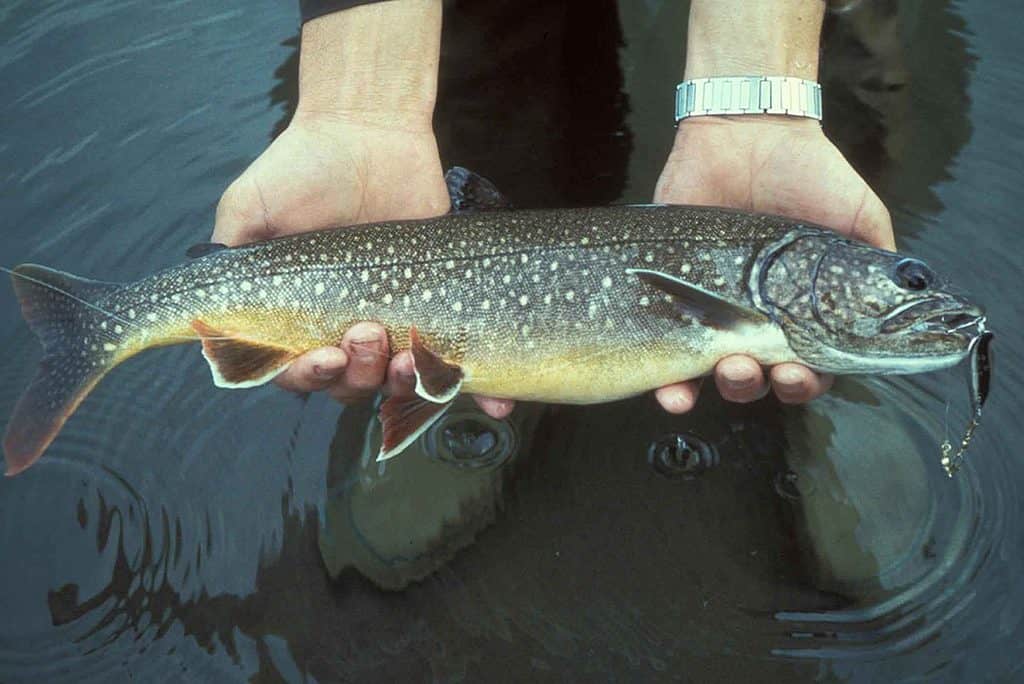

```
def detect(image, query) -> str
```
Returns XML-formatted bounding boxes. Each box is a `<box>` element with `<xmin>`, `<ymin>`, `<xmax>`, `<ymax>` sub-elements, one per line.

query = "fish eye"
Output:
<box><xmin>892</xmin><ymin>258</ymin><xmax>934</xmax><ymax>291</ymax></box>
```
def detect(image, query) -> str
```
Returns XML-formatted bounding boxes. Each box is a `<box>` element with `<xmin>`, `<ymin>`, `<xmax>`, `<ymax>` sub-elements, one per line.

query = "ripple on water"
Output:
<box><xmin>771</xmin><ymin>375</ymin><xmax>1019</xmax><ymax>680</ymax></box>
<box><xmin>0</xmin><ymin>326</ymin><xmax>330</xmax><ymax>682</ymax></box>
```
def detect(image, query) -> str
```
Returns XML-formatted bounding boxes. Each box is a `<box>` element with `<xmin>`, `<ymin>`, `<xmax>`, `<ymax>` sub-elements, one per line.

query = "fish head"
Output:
<box><xmin>755</xmin><ymin>232</ymin><xmax>986</xmax><ymax>374</ymax></box>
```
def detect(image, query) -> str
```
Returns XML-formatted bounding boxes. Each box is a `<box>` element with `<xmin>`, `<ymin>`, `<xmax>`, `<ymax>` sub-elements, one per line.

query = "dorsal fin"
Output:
<box><xmin>444</xmin><ymin>166</ymin><xmax>510</xmax><ymax>212</ymax></box>
<box><xmin>626</xmin><ymin>268</ymin><xmax>765</xmax><ymax>329</ymax></box>
<box><xmin>186</xmin><ymin>242</ymin><xmax>229</xmax><ymax>259</ymax></box>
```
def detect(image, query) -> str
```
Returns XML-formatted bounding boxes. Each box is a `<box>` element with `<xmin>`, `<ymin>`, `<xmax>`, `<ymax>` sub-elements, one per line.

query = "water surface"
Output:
<box><xmin>1</xmin><ymin>1</ymin><xmax>1022</xmax><ymax>682</ymax></box>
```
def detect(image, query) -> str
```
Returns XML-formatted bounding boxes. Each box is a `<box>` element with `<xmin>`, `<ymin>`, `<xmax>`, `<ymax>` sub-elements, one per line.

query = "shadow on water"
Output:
<box><xmin>1</xmin><ymin>0</ymin><xmax>1022</xmax><ymax>682</ymax></box>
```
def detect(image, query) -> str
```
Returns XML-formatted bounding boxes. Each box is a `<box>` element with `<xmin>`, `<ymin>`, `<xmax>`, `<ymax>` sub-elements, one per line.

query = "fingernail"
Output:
<box><xmin>721</xmin><ymin>367</ymin><xmax>756</xmax><ymax>391</ymax></box>
<box><xmin>775</xmin><ymin>367</ymin><xmax>803</xmax><ymax>387</ymax></box>
<box><xmin>350</xmin><ymin>336</ymin><xmax>382</xmax><ymax>360</ymax></box>
<box><xmin>313</xmin><ymin>364</ymin><xmax>338</xmax><ymax>380</ymax></box>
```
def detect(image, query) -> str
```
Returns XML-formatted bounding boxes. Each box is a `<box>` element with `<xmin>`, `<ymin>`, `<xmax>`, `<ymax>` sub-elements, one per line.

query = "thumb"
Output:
<box><xmin>213</xmin><ymin>175</ymin><xmax>272</xmax><ymax>246</ymax></box>
<box><xmin>850</xmin><ymin>188</ymin><xmax>896</xmax><ymax>251</ymax></box>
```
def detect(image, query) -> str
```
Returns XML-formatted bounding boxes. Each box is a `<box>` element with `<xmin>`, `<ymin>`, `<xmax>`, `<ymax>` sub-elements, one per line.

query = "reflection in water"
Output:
<box><xmin>646</xmin><ymin>431</ymin><xmax>718</xmax><ymax>479</ymax></box>
<box><xmin>0</xmin><ymin>0</ymin><xmax>1020</xmax><ymax>682</ymax></box>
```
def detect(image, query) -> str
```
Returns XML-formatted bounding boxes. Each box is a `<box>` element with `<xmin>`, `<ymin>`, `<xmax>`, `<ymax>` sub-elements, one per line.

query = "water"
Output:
<box><xmin>1</xmin><ymin>0</ymin><xmax>1022</xmax><ymax>681</ymax></box>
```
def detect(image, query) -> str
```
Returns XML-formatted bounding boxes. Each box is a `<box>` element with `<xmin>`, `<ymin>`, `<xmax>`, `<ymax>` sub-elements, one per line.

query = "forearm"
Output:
<box><xmin>296</xmin><ymin>0</ymin><xmax>442</xmax><ymax>128</ymax></box>
<box><xmin>684</xmin><ymin>0</ymin><xmax>825</xmax><ymax>80</ymax></box>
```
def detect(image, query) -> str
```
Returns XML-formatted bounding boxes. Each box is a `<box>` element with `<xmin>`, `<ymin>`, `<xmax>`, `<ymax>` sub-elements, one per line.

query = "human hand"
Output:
<box><xmin>210</xmin><ymin>2</ymin><xmax>515</xmax><ymax>418</ymax></box>
<box><xmin>213</xmin><ymin>114</ymin><xmax>454</xmax><ymax>406</ymax></box>
<box><xmin>652</xmin><ymin>116</ymin><xmax>895</xmax><ymax>412</ymax></box>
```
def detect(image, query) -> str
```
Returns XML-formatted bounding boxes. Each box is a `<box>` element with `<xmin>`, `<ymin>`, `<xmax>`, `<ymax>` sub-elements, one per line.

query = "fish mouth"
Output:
<box><xmin>880</xmin><ymin>298</ymin><xmax>985</xmax><ymax>337</ymax></box>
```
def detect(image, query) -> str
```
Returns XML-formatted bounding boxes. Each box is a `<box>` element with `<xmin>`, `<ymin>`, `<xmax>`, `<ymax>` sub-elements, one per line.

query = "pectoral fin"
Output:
<box><xmin>376</xmin><ymin>394</ymin><xmax>453</xmax><ymax>462</ymax></box>
<box><xmin>626</xmin><ymin>268</ymin><xmax>765</xmax><ymax>329</ymax></box>
<box><xmin>192</xmin><ymin>320</ymin><xmax>300</xmax><ymax>388</ymax></box>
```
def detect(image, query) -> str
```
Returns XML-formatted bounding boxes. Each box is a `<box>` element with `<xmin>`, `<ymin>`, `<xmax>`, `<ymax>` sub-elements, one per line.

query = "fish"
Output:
<box><xmin>2</xmin><ymin>169</ymin><xmax>989</xmax><ymax>476</ymax></box>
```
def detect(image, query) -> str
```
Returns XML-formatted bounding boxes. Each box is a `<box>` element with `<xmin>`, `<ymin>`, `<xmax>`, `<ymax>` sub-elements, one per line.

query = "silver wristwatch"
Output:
<box><xmin>674</xmin><ymin>76</ymin><xmax>822</xmax><ymax>123</ymax></box>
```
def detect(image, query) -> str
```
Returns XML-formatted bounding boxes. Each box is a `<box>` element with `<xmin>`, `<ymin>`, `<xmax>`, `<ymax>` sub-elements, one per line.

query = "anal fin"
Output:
<box><xmin>377</xmin><ymin>394</ymin><xmax>453</xmax><ymax>462</ymax></box>
<box><xmin>192</xmin><ymin>320</ymin><xmax>300</xmax><ymax>388</ymax></box>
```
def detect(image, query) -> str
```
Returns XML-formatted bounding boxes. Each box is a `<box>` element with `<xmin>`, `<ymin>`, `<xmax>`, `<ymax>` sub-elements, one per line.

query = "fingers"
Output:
<box><xmin>769</xmin><ymin>364</ymin><xmax>834</xmax><ymax>404</ymax></box>
<box><xmin>275</xmin><ymin>346</ymin><xmax>349</xmax><ymax>393</ymax></box>
<box><xmin>655</xmin><ymin>381</ymin><xmax>701</xmax><ymax>414</ymax></box>
<box><xmin>472</xmin><ymin>396</ymin><xmax>516</xmax><ymax>419</ymax></box>
<box><xmin>383</xmin><ymin>350</ymin><xmax>416</xmax><ymax>397</ymax></box>
<box><xmin>274</xmin><ymin>322</ymin><xmax>391</xmax><ymax>403</ymax></box>
<box><xmin>714</xmin><ymin>355</ymin><xmax>769</xmax><ymax>403</ymax></box>
<box><xmin>653</xmin><ymin>357</ymin><xmax>834</xmax><ymax>415</ymax></box>
<box><xmin>326</xmin><ymin>323</ymin><xmax>390</xmax><ymax>403</ymax></box>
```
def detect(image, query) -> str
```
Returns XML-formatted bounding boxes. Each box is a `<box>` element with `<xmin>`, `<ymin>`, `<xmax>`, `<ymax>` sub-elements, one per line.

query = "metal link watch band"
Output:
<box><xmin>674</xmin><ymin>76</ymin><xmax>822</xmax><ymax>123</ymax></box>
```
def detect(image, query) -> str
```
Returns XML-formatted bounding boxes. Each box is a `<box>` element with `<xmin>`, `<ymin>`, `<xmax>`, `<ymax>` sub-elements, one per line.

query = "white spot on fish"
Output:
<box><xmin>114</xmin><ymin>325</ymin><xmax>123</xmax><ymax>334</ymax></box>
<box><xmin>644</xmin><ymin>254</ymin><xmax>654</xmax><ymax>263</ymax></box>
<box><xmin>580</xmin><ymin>237</ymin><xmax>590</xmax><ymax>245</ymax></box>
<box><xmin>423</xmin><ymin>289</ymin><xmax>433</xmax><ymax>302</ymax></box>
<box><xmin>550</xmin><ymin>261</ymin><xmax>559</xmax><ymax>271</ymax></box>
<box><xmin>601</xmin><ymin>276</ymin><xmax>612</xmax><ymax>289</ymax></box>
<box><xmin>453</xmin><ymin>301</ymin><xmax>463</xmax><ymax>312</ymax></box>
<box><xmin>519</xmin><ymin>295</ymin><xmax>529</xmax><ymax>306</ymax></box>
<box><xmin>383</xmin><ymin>293</ymin><xmax>393</xmax><ymax>304</ymax></box>
<box><xmin>285</xmin><ymin>254</ymin><xmax>292</xmax><ymax>262</ymax></box>
<box><xmin>128</xmin><ymin>309</ymin><xmax>136</xmax><ymax>319</ymax></box>
<box><xmin>314</xmin><ymin>282</ymin><xmax>325</xmax><ymax>296</ymax></box>
<box><xmin>503</xmin><ymin>274</ymin><xmax>512</xmax><ymax>285</ymax></box>
<box><xmin>733</xmin><ymin>256</ymin><xmax>745</xmax><ymax>265</ymax></box>
<box><xmin>465</xmin><ymin>269</ymin><xmax>473</xmax><ymax>279</ymax></box>
<box><xmin>340</xmin><ymin>287</ymin><xmax>349</xmax><ymax>299</ymax></box>
<box><xmin>241</xmin><ymin>281</ymin><xmax>252</xmax><ymax>292</ymax></box>
<box><xmin>713</xmin><ymin>276</ymin><xmax>726</xmax><ymax>287</ymax></box>
<box><xmin>543</xmin><ymin>294</ymin><xmax>552</xmax><ymax>305</ymax></box>
<box><xmin>272</xmin><ymin>276</ymin><xmax>282</xmax><ymax>286</ymax></box>
<box><xmin>483</xmin><ymin>258</ymin><xmax>492</xmax><ymax>267</ymax></box>
<box><xmin>520</xmin><ymin>254</ymin><xmax>529</xmax><ymax>264</ymax></box>
<box><xmin>639</xmin><ymin>296</ymin><xmax>650</xmax><ymax>306</ymax></box>
<box><xmin>360</xmin><ymin>271</ymin><xmax>369</xmax><ymax>283</ymax></box>
<box><xmin>404</xmin><ymin>267</ymin><xmax>412</xmax><ymax>279</ymax></box>
<box><xmin>521</xmin><ymin>324</ymin><xmax>531</xmax><ymax>337</ymax></box>
<box><xmin>445</xmin><ymin>260</ymin><xmax>455</xmax><ymax>270</ymax></box>
<box><xmin>565</xmin><ymin>291</ymin><xmax>575</xmax><ymax>301</ymax></box>
<box><xmin>100</xmin><ymin>321</ymin><xmax>108</xmax><ymax>330</ymax></box>
<box><xmin>481</xmin><ymin>299</ymin><xmax>491</xmax><ymax>310</ymax></box>
<box><xmin>680</xmin><ymin>264</ymin><xmax>692</xmax><ymax>275</ymax></box>
<box><xmin>403</xmin><ymin>295</ymin><xmax>411</xmax><ymax>307</ymax></box>
<box><xmin>103</xmin><ymin>343</ymin><xmax>117</xmax><ymax>352</ymax></box>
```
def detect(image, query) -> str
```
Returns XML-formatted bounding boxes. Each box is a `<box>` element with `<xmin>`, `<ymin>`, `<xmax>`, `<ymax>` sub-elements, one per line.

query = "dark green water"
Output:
<box><xmin>0</xmin><ymin>1</ymin><xmax>1021</xmax><ymax>682</ymax></box>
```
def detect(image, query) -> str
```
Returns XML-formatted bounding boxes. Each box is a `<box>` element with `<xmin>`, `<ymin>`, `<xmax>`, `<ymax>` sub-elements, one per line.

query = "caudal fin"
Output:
<box><xmin>3</xmin><ymin>264</ymin><xmax>124</xmax><ymax>476</ymax></box>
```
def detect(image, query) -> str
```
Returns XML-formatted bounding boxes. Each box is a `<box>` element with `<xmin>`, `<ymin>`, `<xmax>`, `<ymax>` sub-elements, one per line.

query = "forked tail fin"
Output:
<box><xmin>3</xmin><ymin>264</ymin><xmax>125</xmax><ymax>476</ymax></box>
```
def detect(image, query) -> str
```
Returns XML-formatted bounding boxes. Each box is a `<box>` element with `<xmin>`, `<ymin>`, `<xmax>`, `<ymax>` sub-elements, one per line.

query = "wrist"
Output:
<box><xmin>683</xmin><ymin>0</ymin><xmax>824</xmax><ymax>80</ymax></box>
<box><xmin>295</xmin><ymin>0</ymin><xmax>441</xmax><ymax>129</ymax></box>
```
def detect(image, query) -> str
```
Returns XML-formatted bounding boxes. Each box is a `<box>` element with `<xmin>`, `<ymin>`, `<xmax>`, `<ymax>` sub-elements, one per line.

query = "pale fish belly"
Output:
<box><xmin>460</xmin><ymin>321</ymin><xmax>796</xmax><ymax>403</ymax></box>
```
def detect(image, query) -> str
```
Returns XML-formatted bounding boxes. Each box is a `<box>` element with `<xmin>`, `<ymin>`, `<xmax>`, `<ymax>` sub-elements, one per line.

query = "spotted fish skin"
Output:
<box><xmin>112</xmin><ymin>205</ymin><xmax>793</xmax><ymax>397</ymax></box>
<box><xmin>3</xmin><ymin>204</ymin><xmax>986</xmax><ymax>474</ymax></box>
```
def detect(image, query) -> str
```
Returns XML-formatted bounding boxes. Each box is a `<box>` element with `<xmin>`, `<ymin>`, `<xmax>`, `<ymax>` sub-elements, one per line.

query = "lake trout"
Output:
<box><xmin>2</xmin><ymin>171</ymin><xmax>989</xmax><ymax>476</ymax></box>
